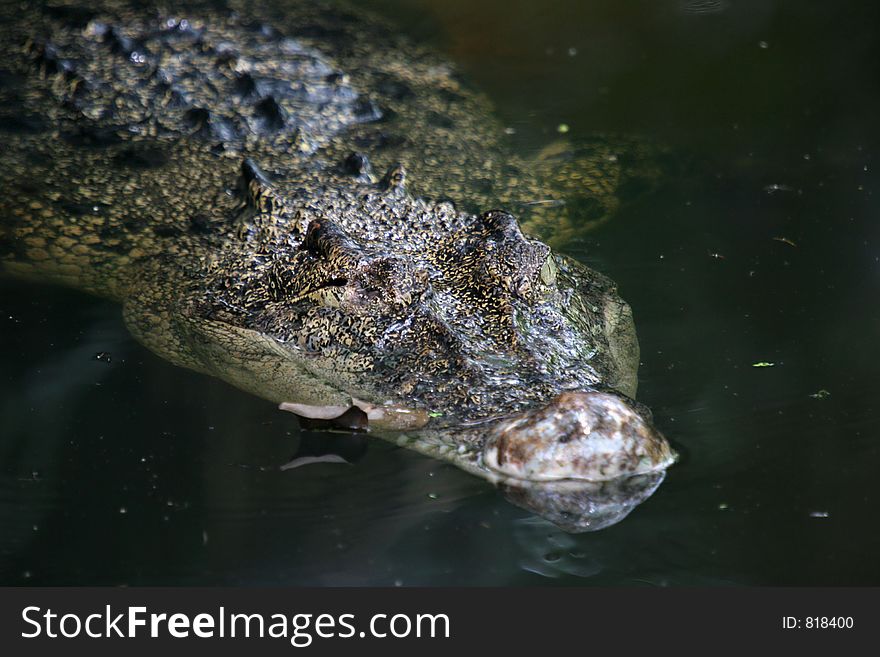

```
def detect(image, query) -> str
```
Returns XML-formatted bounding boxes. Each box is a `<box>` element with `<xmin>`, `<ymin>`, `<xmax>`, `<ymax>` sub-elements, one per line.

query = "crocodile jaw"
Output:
<box><xmin>481</xmin><ymin>391</ymin><xmax>675</xmax><ymax>482</ymax></box>
<box><xmin>279</xmin><ymin>398</ymin><xmax>429</xmax><ymax>431</ymax></box>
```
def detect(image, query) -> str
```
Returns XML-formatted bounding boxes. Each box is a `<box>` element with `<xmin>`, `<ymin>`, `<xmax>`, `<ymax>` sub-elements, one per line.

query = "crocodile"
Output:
<box><xmin>0</xmin><ymin>0</ymin><xmax>675</xmax><ymax>532</ymax></box>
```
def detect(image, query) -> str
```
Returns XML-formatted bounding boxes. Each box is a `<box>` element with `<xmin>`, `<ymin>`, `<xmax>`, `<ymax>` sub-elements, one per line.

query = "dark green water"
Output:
<box><xmin>2</xmin><ymin>0</ymin><xmax>879</xmax><ymax>585</ymax></box>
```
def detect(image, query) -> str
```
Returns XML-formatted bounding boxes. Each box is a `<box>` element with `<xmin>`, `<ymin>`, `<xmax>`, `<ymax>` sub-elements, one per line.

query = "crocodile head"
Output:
<box><xmin>195</xmin><ymin>156</ymin><xmax>673</xmax><ymax>486</ymax></box>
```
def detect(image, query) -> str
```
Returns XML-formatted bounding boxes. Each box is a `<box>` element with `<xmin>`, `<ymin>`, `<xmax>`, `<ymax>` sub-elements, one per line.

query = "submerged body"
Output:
<box><xmin>0</xmin><ymin>0</ymin><xmax>674</xmax><ymax>530</ymax></box>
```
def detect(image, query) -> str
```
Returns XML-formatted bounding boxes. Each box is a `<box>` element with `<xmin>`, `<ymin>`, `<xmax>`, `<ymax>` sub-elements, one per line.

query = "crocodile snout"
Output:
<box><xmin>482</xmin><ymin>390</ymin><xmax>675</xmax><ymax>482</ymax></box>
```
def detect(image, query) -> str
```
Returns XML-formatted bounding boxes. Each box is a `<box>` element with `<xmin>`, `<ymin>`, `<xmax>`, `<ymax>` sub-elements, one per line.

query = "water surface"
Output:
<box><xmin>1</xmin><ymin>0</ymin><xmax>878</xmax><ymax>585</ymax></box>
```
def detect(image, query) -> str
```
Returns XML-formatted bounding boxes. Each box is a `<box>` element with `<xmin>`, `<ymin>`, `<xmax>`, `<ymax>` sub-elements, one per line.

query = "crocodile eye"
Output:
<box><xmin>539</xmin><ymin>253</ymin><xmax>557</xmax><ymax>285</ymax></box>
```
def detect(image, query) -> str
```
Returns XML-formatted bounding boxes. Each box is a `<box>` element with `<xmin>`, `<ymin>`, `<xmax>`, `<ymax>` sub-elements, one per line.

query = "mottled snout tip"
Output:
<box><xmin>482</xmin><ymin>391</ymin><xmax>675</xmax><ymax>482</ymax></box>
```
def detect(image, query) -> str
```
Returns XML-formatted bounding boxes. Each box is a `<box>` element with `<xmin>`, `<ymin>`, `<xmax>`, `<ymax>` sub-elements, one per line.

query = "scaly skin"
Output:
<box><xmin>0</xmin><ymin>0</ymin><xmax>674</xmax><ymax>531</ymax></box>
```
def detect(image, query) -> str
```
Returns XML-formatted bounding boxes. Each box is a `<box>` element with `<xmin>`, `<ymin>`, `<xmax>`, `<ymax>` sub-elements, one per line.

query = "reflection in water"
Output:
<box><xmin>270</xmin><ymin>413</ymin><xmax>667</xmax><ymax>532</ymax></box>
<box><xmin>500</xmin><ymin>472</ymin><xmax>666</xmax><ymax>533</ymax></box>
<box><xmin>286</xmin><ymin>426</ymin><xmax>667</xmax><ymax>533</ymax></box>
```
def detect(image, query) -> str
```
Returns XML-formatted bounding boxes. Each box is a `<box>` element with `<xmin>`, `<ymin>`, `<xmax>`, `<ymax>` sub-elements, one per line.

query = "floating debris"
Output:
<box><xmin>809</xmin><ymin>511</ymin><xmax>830</xmax><ymax>519</ymax></box>
<box><xmin>94</xmin><ymin>351</ymin><xmax>112</xmax><ymax>363</ymax></box>
<box><xmin>772</xmin><ymin>236</ymin><xmax>798</xmax><ymax>247</ymax></box>
<box><xmin>556</xmin><ymin>123</ymin><xmax>570</xmax><ymax>134</ymax></box>
<box><xmin>707</xmin><ymin>250</ymin><xmax>726</xmax><ymax>260</ymax></box>
<box><xmin>809</xmin><ymin>389</ymin><xmax>831</xmax><ymax>400</ymax></box>
<box><xmin>752</xmin><ymin>362</ymin><xmax>775</xmax><ymax>368</ymax></box>
<box><xmin>763</xmin><ymin>183</ymin><xmax>794</xmax><ymax>194</ymax></box>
